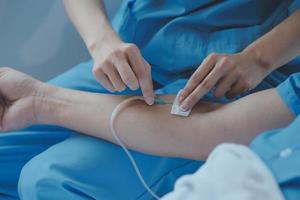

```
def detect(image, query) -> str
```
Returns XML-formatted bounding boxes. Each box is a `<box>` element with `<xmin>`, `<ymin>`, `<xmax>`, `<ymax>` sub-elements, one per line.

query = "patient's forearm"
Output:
<box><xmin>37</xmin><ymin>85</ymin><xmax>294</xmax><ymax>160</ymax></box>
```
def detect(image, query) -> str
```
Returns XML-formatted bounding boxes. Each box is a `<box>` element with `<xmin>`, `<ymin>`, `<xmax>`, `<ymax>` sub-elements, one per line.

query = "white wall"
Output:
<box><xmin>0</xmin><ymin>0</ymin><xmax>122</xmax><ymax>81</ymax></box>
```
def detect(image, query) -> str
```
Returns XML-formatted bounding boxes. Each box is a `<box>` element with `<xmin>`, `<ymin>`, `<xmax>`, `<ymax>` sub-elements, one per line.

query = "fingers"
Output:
<box><xmin>105</xmin><ymin>68</ymin><xmax>126</xmax><ymax>92</ymax></box>
<box><xmin>213</xmin><ymin>72</ymin><xmax>238</xmax><ymax>98</ymax></box>
<box><xmin>180</xmin><ymin>56</ymin><xmax>228</xmax><ymax>111</ymax></box>
<box><xmin>92</xmin><ymin>43</ymin><xmax>154</xmax><ymax>105</ymax></box>
<box><xmin>180</xmin><ymin>53</ymin><xmax>218</xmax><ymax>103</ymax></box>
<box><xmin>139</xmin><ymin>60</ymin><xmax>154</xmax><ymax>105</ymax></box>
<box><xmin>225</xmin><ymin>80</ymin><xmax>248</xmax><ymax>99</ymax></box>
<box><xmin>115</xmin><ymin>58</ymin><xmax>139</xmax><ymax>90</ymax></box>
<box><xmin>92</xmin><ymin>67</ymin><xmax>115</xmax><ymax>92</ymax></box>
<box><xmin>93</xmin><ymin>50</ymin><xmax>137</xmax><ymax>93</ymax></box>
<box><xmin>127</xmin><ymin>45</ymin><xmax>154</xmax><ymax>105</ymax></box>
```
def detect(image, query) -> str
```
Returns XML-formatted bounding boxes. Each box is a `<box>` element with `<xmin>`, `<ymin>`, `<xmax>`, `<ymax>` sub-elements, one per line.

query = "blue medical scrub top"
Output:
<box><xmin>112</xmin><ymin>0</ymin><xmax>298</xmax><ymax>88</ymax></box>
<box><xmin>110</xmin><ymin>1</ymin><xmax>300</xmax><ymax>199</ymax></box>
<box><xmin>251</xmin><ymin>73</ymin><xmax>300</xmax><ymax>200</ymax></box>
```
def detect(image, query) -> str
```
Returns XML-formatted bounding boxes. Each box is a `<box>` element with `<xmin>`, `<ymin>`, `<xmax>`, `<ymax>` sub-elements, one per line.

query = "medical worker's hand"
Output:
<box><xmin>179</xmin><ymin>52</ymin><xmax>269</xmax><ymax>111</ymax></box>
<box><xmin>90</xmin><ymin>35</ymin><xmax>155</xmax><ymax>105</ymax></box>
<box><xmin>0</xmin><ymin>67</ymin><xmax>43</xmax><ymax>131</ymax></box>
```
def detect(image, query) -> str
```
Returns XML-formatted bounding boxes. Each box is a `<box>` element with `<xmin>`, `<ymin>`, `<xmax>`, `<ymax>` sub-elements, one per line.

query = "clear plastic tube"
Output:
<box><xmin>109</xmin><ymin>96</ymin><xmax>161</xmax><ymax>200</ymax></box>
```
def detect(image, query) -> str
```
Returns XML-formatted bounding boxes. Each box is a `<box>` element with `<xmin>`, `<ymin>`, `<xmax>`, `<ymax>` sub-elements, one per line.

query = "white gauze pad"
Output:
<box><xmin>171</xmin><ymin>90</ymin><xmax>192</xmax><ymax>117</ymax></box>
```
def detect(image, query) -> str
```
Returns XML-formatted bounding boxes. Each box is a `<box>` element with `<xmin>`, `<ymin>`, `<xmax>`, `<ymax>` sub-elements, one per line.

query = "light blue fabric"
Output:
<box><xmin>0</xmin><ymin>1</ymin><xmax>299</xmax><ymax>199</ymax></box>
<box><xmin>113</xmin><ymin>0</ymin><xmax>295</xmax><ymax>85</ymax></box>
<box><xmin>1</xmin><ymin>62</ymin><xmax>202</xmax><ymax>200</ymax></box>
<box><xmin>277</xmin><ymin>73</ymin><xmax>300</xmax><ymax>116</ymax></box>
<box><xmin>251</xmin><ymin>73</ymin><xmax>300</xmax><ymax>200</ymax></box>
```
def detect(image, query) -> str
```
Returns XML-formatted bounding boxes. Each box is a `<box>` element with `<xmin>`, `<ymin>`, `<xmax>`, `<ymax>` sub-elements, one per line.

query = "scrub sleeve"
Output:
<box><xmin>251</xmin><ymin>73</ymin><xmax>300</xmax><ymax>200</ymax></box>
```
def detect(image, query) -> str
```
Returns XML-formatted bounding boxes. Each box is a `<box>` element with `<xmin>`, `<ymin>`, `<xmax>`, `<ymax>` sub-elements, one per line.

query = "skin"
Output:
<box><xmin>63</xmin><ymin>0</ymin><xmax>155</xmax><ymax>105</ymax></box>
<box><xmin>180</xmin><ymin>8</ymin><xmax>300</xmax><ymax>111</ymax></box>
<box><xmin>0</xmin><ymin>67</ymin><xmax>294</xmax><ymax>160</ymax></box>
<box><xmin>63</xmin><ymin>1</ymin><xmax>300</xmax><ymax>110</ymax></box>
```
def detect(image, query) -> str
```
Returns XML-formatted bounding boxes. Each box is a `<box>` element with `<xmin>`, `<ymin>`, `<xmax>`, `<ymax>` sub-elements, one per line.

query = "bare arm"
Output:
<box><xmin>0</xmin><ymin>68</ymin><xmax>294</xmax><ymax>160</ymax></box>
<box><xmin>34</xmin><ymin>84</ymin><xmax>294</xmax><ymax>160</ymax></box>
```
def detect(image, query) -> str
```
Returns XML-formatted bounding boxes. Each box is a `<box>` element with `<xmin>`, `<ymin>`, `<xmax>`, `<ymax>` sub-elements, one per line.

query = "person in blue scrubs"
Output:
<box><xmin>251</xmin><ymin>73</ymin><xmax>300</xmax><ymax>200</ymax></box>
<box><xmin>0</xmin><ymin>62</ymin><xmax>297</xmax><ymax>200</ymax></box>
<box><xmin>0</xmin><ymin>0</ymin><xmax>300</xmax><ymax>199</ymax></box>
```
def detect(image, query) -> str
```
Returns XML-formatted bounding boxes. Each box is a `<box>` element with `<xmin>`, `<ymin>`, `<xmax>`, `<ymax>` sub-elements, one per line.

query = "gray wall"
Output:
<box><xmin>0</xmin><ymin>0</ymin><xmax>122</xmax><ymax>81</ymax></box>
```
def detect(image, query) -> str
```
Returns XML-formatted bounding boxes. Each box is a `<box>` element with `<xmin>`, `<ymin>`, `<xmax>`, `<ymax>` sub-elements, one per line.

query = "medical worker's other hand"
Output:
<box><xmin>90</xmin><ymin>35</ymin><xmax>154</xmax><ymax>105</ymax></box>
<box><xmin>0</xmin><ymin>67</ymin><xmax>43</xmax><ymax>131</ymax></box>
<box><xmin>179</xmin><ymin>52</ymin><xmax>269</xmax><ymax>111</ymax></box>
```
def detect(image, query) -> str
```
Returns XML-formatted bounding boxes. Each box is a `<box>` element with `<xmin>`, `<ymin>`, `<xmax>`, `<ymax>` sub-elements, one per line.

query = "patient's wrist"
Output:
<box><xmin>34</xmin><ymin>84</ymin><xmax>69</xmax><ymax>126</ymax></box>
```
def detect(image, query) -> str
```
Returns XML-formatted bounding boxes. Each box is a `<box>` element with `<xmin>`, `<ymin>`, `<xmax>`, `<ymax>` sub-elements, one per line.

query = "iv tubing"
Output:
<box><xmin>109</xmin><ymin>96</ymin><xmax>160</xmax><ymax>200</ymax></box>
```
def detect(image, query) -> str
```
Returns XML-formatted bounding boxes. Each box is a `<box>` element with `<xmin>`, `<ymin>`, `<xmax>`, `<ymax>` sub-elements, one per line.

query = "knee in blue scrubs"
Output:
<box><xmin>12</xmin><ymin>58</ymin><xmax>200</xmax><ymax>200</ymax></box>
<box><xmin>18</xmin><ymin>134</ymin><xmax>201</xmax><ymax>200</ymax></box>
<box><xmin>17</xmin><ymin>61</ymin><xmax>202</xmax><ymax>200</ymax></box>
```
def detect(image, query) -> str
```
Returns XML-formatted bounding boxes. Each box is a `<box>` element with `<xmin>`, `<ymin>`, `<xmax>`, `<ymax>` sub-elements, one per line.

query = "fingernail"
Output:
<box><xmin>180</xmin><ymin>103</ymin><xmax>189</xmax><ymax>111</ymax></box>
<box><xmin>117</xmin><ymin>86</ymin><xmax>126</xmax><ymax>92</ymax></box>
<box><xmin>145</xmin><ymin>96</ymin><xmax>154</xmax><ymax>105</ymax></box>
<box><xmin>129</xmin><ymin>83</ymin><xmax>139</xmax><ymax>91</ymax></box>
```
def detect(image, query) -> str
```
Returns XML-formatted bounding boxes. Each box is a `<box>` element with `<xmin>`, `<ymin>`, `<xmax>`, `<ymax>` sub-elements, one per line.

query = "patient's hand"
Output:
<box><xmin>0</xmin><ymin>67</ymin><xmax>42</xmax><ymax>131</ymax></box>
